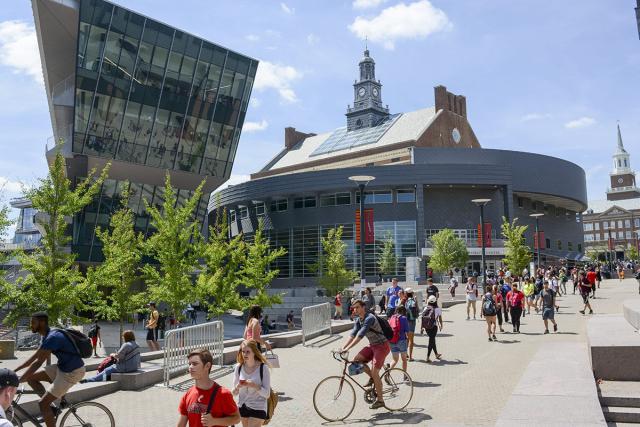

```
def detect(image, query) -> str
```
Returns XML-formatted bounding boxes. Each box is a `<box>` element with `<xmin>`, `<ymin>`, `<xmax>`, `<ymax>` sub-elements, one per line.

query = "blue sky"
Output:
<box><xmin>1</xmin><ymin>0</ymin><xmax>639</xmax><ymax>236</ymax></box>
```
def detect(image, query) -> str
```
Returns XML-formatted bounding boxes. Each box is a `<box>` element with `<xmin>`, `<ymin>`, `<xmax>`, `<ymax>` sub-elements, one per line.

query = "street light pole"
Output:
<box><xmin>530</xmin><ymin>213</ymin><xmax>544</xmax><ymax>273</ymax></box>
<box><xmin>349</xmin><ymin>175</ymin><xmax>375</xmax><ymax>288</ymax></box>
<box><xmin>471</xmin><ymin>198</ymin><xmax>491</xmax><ymax>292</ymax></box>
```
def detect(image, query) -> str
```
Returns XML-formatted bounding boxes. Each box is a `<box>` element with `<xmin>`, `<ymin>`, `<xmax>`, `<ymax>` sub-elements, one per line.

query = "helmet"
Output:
<box><xmin>427</xmin><ymin>295</ymin><xmax>437</xmax><ymax>304</ymax></box>
<box><xmin>348</xmin><ymin>362</ymin><xmax>364</xmax><ymax>376</ymax></box>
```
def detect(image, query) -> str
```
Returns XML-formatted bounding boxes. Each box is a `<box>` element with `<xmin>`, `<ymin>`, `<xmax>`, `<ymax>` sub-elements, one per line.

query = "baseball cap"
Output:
<box><xmin>405</xmin><ymin>287</ymin><xmax>413</xmax><ymax>293</ymax></box>
<box><xmin>0</xmin><ymin>368</ymin><xmax>19</xmax><ymax>388</ymax></box>
<box><xmin>147</xmin><ymin>301</ymin><xmax>156</xmax><ymax>306</ymax></box>
<box><xmin>427</xmin><ymin>295</ymin><xmax>437</xmax><ymax>304</ymax></box>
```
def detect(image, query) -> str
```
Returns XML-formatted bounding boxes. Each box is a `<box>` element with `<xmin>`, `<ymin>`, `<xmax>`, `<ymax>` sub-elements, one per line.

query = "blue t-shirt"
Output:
<box><xmin>41</xmin><ymin>330</ymin><xmax>85</xmax><ymax>373</ymax></box>
<box><xmin>386</xmin><ymin>285</ymin><xmax>402</xmax><ymax>308</ymax></box>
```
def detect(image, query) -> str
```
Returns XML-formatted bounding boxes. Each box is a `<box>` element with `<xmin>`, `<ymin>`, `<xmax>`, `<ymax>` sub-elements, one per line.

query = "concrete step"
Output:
<box><xmin>599</xmin><ymin>381</ymin><xmax>640</xmax><ymax>408</ymax></box>
<box><xmin>602</xmin><ymin>406</ymin><xmax>640</xmax><ymax>424</ymax></box>
<box><xmin>623</xmin><ymin>300</ymin><xmax>640</xmax><ymax>330</ymax></box>
<box><xmin>588</xmin><ymin>315</ymin><xmax>640</xmax><ymax>381</ymax></box>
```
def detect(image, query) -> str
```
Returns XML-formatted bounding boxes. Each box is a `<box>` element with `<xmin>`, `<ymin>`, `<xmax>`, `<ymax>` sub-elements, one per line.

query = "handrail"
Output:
<box><xmin>163</xmin><ymin>320</ymin><xmax>224</xmax><ymax>387</ymax></box>
<box><xmin>301</xmin><ymin>302</ymin><xmax>332</xmax><ymax>346</ymax></box>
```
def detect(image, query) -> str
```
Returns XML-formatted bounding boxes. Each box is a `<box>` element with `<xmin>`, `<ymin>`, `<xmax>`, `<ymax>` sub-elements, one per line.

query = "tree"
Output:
<box><xmin>627</xmin><ymin>246</ymin><xmax>639</xmax><ymax>261</ymax></box>
<box><xmin>316</xmin><ymin>226</ymin><xmax>359</xmax><ymax>296</ymax></box>
<box><xmin>377</xmin><ymin>232</ymin><xmax>396</xmax><ymax>277</ymax></box>
<box><xmin>240</xmin><ymin>219</ymin><xmax>286</xmax><ymax>308</ymax></box>
<box><xmin>428</xmin><ymin>229</ymin><xmax>469</xmax><ymax>279</ymax></box>
<box><xmin>142</xmin><ymin>174</ymin><xmax>205</xmax><ymax>320</ymax></box>
<box><xmin>0</xmin><ymin>194</ymin><xmax>12</xmax><ymax>304</ymax></box>
<box><xmin>2</xmin><ymin>148</ymin><xmax>109</xmax><ymax>325</ymax></box>
<box><xmin>87</xmin><ymin>187</ymin><xmax>146</xmax><ymax>344</ymax></box>
<box><xmin>196</xmin><ymin>207</ymin><xmax>248</xmax><ymax>318</ymax></box>
<box><xmin>501</xmin><ymin>217</ymin><xmax>531</xmax><ymax>276</ymax></box>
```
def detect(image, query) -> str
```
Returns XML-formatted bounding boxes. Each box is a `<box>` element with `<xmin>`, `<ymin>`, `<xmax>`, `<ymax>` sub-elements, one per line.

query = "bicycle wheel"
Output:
<box><xmin>59</xmin><ymin>401</ymin><xmax>115</xmax><ymax>427</ymax></box>
<box><xmin>381</xmin><ymin>368</ymin><xmax>413</xmax><ymax>411</ymax></box>
<box><xmin>313</xmin><ymin>376</ymin><xmax>356</xmax><ymax>422</ymax></box>
<box><xmin>6</xmin><ymin>406</ymin><xmax>23</xmax><ymax>427</ymax></box>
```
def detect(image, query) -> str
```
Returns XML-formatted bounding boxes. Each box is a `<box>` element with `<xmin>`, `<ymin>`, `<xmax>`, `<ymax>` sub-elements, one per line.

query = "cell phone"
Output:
<box><xmin>239</xmin><ymin>379</ymin><xmax>247</xmax><ymax>384</ymax></box>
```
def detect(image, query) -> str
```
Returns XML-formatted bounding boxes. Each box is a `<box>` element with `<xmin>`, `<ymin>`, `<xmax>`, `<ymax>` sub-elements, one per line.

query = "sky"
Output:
<box><xmin>0</xmin><ymin>0</ymin><xmax>639</xmax><ymax>238</ymax></box>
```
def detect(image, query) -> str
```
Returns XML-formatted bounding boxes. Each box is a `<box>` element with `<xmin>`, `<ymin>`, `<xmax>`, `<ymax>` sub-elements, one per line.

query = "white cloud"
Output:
<box><xmin>353</xmin><ymin>0</ymin><xmax>387</xmax><ymax>9</ymax></box>
<box><xmin>254</xmin><ymin>61</ymin><xmax>303</xmax><ymax>103</ymax></box>
<box><xmin>565</xmin><ymin>116</ymin><xmax>596</xmax><ymax>129</ymax></box>
<box><xmin>0</xmin><ymin>20</ymin><xmax>43</xmax><ymax>84</ymax></box>
<box><xmin>307</xmin><ymin>33</ymin><xmax>320</xmax><ymax>45</ymax></box>
<box><xmin>245</xmin><ymin>34</ymin><xmax>260</xmax><ymax>42</ymax></box>
<box><xmin>280</xmin><ymin>2</ymin><xmax>294</xmax><ymax>14</ymax></box>
<box><xmin>243</xmin><ymin>120</ymin><xmax>269</xmax><ymax>133</ymax></box>
<box><xmin>249</xmin><ymin>98</ymin><xmax>262</xmax><ymax>108</ymax></box>
<box><xmin>349</xmin><ymin>0</ymin><xmax>452</xmax><ymax>50</ymax></box>
<box><xmin>0</xmin><ymin>177</ymin><xmax>23</xmax><ymax>194</ymax></box>
<box><xmin>521</xmin><ymin>112</ymin><xmax>552</xmax><ymax>122</ymax></box>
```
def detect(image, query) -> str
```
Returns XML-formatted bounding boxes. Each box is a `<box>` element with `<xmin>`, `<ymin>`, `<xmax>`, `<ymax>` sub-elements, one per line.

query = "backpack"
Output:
<box><xmin>87</xmin><ymin>325</ymin><xmax>98</xmax><ymax>338</ymax></box>
<box><xmin>406</xmin><ymin>298</ymin><xmax>418</xmax><ymax>321</ymax></box>
<box><xmin>97</xmin><ymin>355</ymin><xmax>117</xmax><ymax>373</ymax></box>
<box><xmin>421</xmin><ymin>306</ymin><xmax>436</xmax><ymax>331</ymax></box>
<box><xmin>57</xmin><ymin>328</ymin><xmax>93</xmax><ymax>358</ymax></box>
<box><xmin>370</xmin><ymin>314</ymin><xmax>394</xmax><ymax>341</ymax></box>
<box><xmin>388</xmin><ymin>315</ymin><xmax>402</xmax><ymax>344</ymax></box>
<box><xmin>482</xmin><ymin>295</ymin><xmax>497</xmax><ymax>316</ymax></box>
<box><xmin>237</xmin><ymin>363</ymin><xmax>278</xmax><ymax>425</ymax></box>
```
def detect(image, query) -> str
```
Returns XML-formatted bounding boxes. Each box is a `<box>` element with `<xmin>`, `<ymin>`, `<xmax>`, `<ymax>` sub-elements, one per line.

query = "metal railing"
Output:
<box><xmin>163</xmin><ymin>320</ymin><xmax>224</xmax><ymax>387</ymax></box>
<box><xmin>301</xmin><ymin>302</ymin><xmax>332</xmax><ymax>346</ymax></box>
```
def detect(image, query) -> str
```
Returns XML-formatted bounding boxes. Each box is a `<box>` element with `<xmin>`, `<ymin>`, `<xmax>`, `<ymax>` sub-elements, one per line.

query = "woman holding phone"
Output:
<box><xmin>233</xmin><ymin>340</ymin><xmax>271</xmax><ymax>427</ymax></box>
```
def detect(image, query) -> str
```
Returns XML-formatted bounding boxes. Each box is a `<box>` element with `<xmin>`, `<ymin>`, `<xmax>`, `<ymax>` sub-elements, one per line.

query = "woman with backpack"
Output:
<box><xmin>481</xmin><ymin>291</ymin><xmax>498</xmax><ymax>341</ymax></box>
<box><xmin>405</xmin><ymin>289</ymin><xmax>419</xmax><ymax>361</ymax></box>
<box><xmin>388</xmin><ymin>306</ymin><xmax>409</xmax><ymax>372</ymax></box>
<box><xmin>421</xmin><ymin>295</ymin><xmax>443</xmax><ymax>363</ymax></box>
<box><xmin>492</xmin><ymin>284</ymin><xmax>505</xmax><ymax>333</ymax></box>
<box><xmin>233</xmin><ymin>339</ymin><xmax>272</xmax><ymax>426</ymax></box>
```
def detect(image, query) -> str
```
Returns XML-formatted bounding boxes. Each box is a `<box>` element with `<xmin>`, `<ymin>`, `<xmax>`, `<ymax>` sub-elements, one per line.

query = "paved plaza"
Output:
<box><xmin>26</xmin><ymin>277</ymin><xmax>629</xmax><ymax>427</ymax></box>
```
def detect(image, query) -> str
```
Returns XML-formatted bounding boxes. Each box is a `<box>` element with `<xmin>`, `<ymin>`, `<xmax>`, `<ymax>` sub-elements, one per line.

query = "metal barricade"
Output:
<box><xmin>163</xmin><ymin>320</ymin><xmax>224</xmax><ymax>387</ymax></box>
<box><xmin>301</xmin><ymin>302</ymin><xmax>332</xmax><ymax>346</ymax></box>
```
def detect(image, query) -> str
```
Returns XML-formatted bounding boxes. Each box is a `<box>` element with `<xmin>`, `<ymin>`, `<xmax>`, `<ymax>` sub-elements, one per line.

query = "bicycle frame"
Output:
<box><xmin>332</xmin><ymin>351</ymin><xmax>388</xmax><ymax>395</ymax></box>
<box><xmin>10</xmin><ymin>389</ymin><xmax>46</xmax><ymax>426</ymax></box>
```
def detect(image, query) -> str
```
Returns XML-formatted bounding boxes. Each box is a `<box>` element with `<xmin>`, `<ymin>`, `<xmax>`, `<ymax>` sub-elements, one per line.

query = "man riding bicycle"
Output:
<box><xmin>15</xmin><ymin>312</ymin><xmax>85</xmax><ymax>427</ymax></box>
<box><xmin>339</xmin><ymin>299</ymin><xmax>390</xmax><ymax>410</ymax></box>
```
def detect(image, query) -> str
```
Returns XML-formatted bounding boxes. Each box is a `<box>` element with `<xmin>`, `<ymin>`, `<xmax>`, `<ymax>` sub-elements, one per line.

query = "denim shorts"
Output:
<box><xmin>390</xmin><ymin>339</ymin><xmax>408</xmax><ymax>354</ymax></box>
<box><xmin>542</xmin><ymin>307</ymin><xmax>555</xmax><ymax>320</ymax></box>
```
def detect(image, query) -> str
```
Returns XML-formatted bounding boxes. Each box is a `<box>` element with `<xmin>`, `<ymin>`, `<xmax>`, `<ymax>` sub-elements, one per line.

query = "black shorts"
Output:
<box><xmin>239</xmin><ymin>404</ymin><xmax>267</xmax><ymax>420</ymax></box>
<box><xmin>581</xmin><ymin>293</ymin><xmax>590</xmax><ymax>304</ymax></box>
<box><xmin>146</xmin><ymin>328</ymin><xmax>158</xmax><ymax>341</ymax></box>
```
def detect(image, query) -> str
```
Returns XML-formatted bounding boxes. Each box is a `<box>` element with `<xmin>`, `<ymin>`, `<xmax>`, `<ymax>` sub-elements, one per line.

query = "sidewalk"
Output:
<box><xmin>74</xmin><ymin>278</ymin><xmax>637</xmax><ymax>426</ymax></box>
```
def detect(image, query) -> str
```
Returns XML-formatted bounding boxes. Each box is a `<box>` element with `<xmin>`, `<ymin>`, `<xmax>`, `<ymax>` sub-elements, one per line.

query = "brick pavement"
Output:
<box><xmin>22</xmin><ymin>278</ymin><xmax>640</xmax><ymax>426</ymax></box>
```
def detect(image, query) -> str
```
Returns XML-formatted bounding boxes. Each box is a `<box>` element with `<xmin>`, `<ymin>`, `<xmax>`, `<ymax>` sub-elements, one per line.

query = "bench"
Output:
<box><xmin>110</xmin><ymin>366</ymin><xmax>164</xmax><ymax>391</ymax></box>
<box><xmin>587</xmin><ymin>314</ymin><xmax>640</xmax><ymax>381</ymax></box>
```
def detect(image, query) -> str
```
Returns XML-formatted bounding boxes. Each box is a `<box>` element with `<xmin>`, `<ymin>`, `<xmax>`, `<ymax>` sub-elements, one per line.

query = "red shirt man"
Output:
<box><xmin>586</xmin><ymin>270</ymin><xmax>597</xmax><ymax>286</ymax></box>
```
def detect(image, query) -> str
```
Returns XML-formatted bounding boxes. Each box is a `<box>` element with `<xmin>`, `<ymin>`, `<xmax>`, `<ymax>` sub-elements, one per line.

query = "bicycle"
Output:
<box><xmin>312</xmin><ymin>350</ymin><xmax>413</xmax><ymax>422</ymax></box>
<box><xmin>7</xmin><ymin>386</ymin><xmax>115</xmax><ymax>427</ymax></box>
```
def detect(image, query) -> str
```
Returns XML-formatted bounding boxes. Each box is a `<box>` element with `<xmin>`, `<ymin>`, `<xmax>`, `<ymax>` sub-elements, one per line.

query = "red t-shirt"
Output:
<box><xmin>179</xmin><ymin>383</ymin><xmax>238</xmax><ymax>427</ymax></box>
<box><xmin>586</xmin><ymin>271</ymin><xmax>597</xmax><ymax>285</ymax></box>
<box><xmin>506</xmin><ymin>290</ymin><xmax>524</xmax><ymax>308</ymax></box>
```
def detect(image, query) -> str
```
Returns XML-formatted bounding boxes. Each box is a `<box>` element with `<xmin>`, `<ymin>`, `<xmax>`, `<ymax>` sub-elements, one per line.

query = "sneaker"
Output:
<box><xmin>370</xmin><ymin>400</ymin><xmax>385</xmax><ymax>410</ymax></box>
<box><xmin>435</xmin><ymin>353</ymin><xmax>442</xmax><ymax>360</ymax></box>
<box><xmin>544</xmin><ymin>329</ymin><xmax>549</xmax><ymax>334</ymax></box>
<box><xmin>79</xmin><ymin>379</ymin><xmax>87</xmax><ymax>384</ymax></box>
<box><xmin>554</xmin><ymin>324</ymin><xmax>558</xmax><ymax>332</ymax></box>
<box><xmin>466</xmin><ymin>316</ymin><xmax>470</xmax><ymax>320</ymax></box>
<box><xmin>579</xmin><ymin>310</ymin><xmax>585</xmax><ymax>315</ymax></box>
<box><xmin>556</xmin><ymin>306</ymin><xmax>559</xmax><ymax>313</ymax></box>
<box><xmin>513</xmin><ymin>328</ymin><xmax>516</xmax><ymax>333</ymax></box>
<box><xmin>492</xmin><ymin>334</ymin><xmax>497</xmax><ymax>340</ymax></box>
<box><xmin>365</xmin><ymin>378</ymin><xmax>374</xmax><ymax>388</ymax></box>
<box><xmin>488</xmin><ymin>337</ymin><xmax>493</xmax><ymax>342</ymax></box>
<box><xmin>589</xmin><ymin>310</ymin><xmax>594</xmax><ymax>314</ymax></box>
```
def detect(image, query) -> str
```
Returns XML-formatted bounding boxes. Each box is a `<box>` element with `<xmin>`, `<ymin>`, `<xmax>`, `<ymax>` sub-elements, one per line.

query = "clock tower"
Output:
<box><xmin>607</xmin><ymin>123</ymin><xmax>640</xmax><ymax>200</ymax></box>
<box><xmin>346</xmin><ymin>49</ymin><xmax>390</xmax><ymax>131</ymax></box>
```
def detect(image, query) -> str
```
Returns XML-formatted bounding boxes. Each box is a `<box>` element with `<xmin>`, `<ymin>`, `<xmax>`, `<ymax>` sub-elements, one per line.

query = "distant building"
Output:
<box><xmin>211</xmin><ymin>49</ymin><xmax>587</xmax><ymax>287</ymax></box>
<box><xmin>583</xmin><ymin>124</ymin><xmax>640</xmax><ymax>259</ymax></box>
<box><xmin>0</xmin><ymin>198</ymin><xmax>41</xmax><ymax>252</ymax></box>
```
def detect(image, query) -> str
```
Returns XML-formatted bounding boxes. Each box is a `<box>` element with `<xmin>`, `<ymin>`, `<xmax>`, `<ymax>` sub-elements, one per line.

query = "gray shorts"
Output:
<box><xmin>542</xmin><ymin>307</ymin><xmax>555</xmax><ymax>320</ymax></box>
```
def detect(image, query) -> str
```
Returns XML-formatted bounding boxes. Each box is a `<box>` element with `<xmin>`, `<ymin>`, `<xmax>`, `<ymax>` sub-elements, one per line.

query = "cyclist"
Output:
<box><xmin>0</xmin><ymin>368</ymin><xmax>19</xmax><ymax>427</ymax></box>
<box><xmin>15</xmin><ymin>312</ymin><xmax>85</xmax><ymax>427</ymax></box>
<box><xmin>339</xmin><ymin>299</ymin><xmax>390</xmax><ymax>410</ymax></box>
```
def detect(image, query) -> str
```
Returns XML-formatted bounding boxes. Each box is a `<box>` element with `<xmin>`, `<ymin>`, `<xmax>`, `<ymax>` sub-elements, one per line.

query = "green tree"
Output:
<box><xmin>316</xmin><ymin>226</ymin><xmax>358</xmax><ymax>296</ymax></box>
<box><xmin>142</xmin><ymin>174</ymin><xmax>205</xmax><ymax>320</ymax></box>
<box><xmin>428</xmin><ymin>229</ymin><xmax>469</xmax><ymax>279</ymax></box>
<box><xmin>240</xmin><ymin>219</ymin><xmax>286</xmax><ymax>308</ymax></box>
<box><xmin>0</xmin><ymin>194</ymin><xmax>12</xmax><ymax>304</ymax></box>
<box><xmin>377</xmin><ymin>232</ymin><xmax>397</xmax><ymax>276</ymax></box>
<box><xmin>196</xmin><ymin>206</ymin><xmax>247</xmax><ymax>317</ymax></box>
<box><xmin>627</xmin><ymin>246</ymin><xmax>639</xmax><ymax>261</ymax></box>
<box><xmin>87</xmin><ymin>187</ymin><xmax>146</xmax><ymax>344</ymax></box>
<box><xmin>501</xmin><ymin>217</ymin><xmax>531</xmax><ymax>275</ymax></box>
<box><xmin>2</xmin><ymin>148</ymin><xmax>109</xmax><ymax>325</ymax></box>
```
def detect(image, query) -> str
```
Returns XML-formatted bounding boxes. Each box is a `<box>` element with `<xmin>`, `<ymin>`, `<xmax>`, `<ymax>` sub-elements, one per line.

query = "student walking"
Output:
<box><xmin>481</xmin><ymin>291</ymin><xmax>498</xmax><ymax>341</ymax></box>
<box><xmin>334</xmin><ymin>293</ymin><xmax>343</xmax><ymax>320</ymax></box>
<box><xmin>146</xmin><ymin>302</ymin><xmax>160</xmax><ymax>351</ymax></box>
<box><xmin>404</xmin><ymin>289</ymin><xmax>419</xmax><ymax>361</ymax></box>
<box><xmin>244</xmin><ymin>305</ymin><xmax>272</xmax><ymax>352</ymax></box>
<box><xmin>538</xmin><ymin>281</ymin><xmax>558</xmax><ymax>334</ymax></box>
<box><xmin>465</xmin><ymin>277</ymin><xmax>478</xmax><ymax>320</ymax></box>
<box><xmin>233</xmin><ymin>340</ymin><xmax>272</xmax><ymax>426</ymax></box>
<box><xmin>579</xmin><ymin>272</ymin><xmax>594</xmax><ymax>315</ymax></box>
<box><xmin>492</xmin><ymin>285</ymin><xmax>505</xmax><ymax>332</ymax></box>
<box><xmin>523</xmin><ymin>279</ymin><xmax>536</xmax><ymax>315</ymax></box>
<box><xmin>506</xmin><ymin>284</ymin><xmax>525</xmax><ymax>333</ymax></box>
<box><xmin>88</xmin><ymin>319</ymin><xmax>101</xmax><ymax>357</ymax></box>
<box><xmin>388</xmin><ymin>306</ymin><xmax>409</xmax><ymax>372</ymax></box>
<box><xmin>421</xmin><ymin>296</ymin><xmax>443</xmax><ymax>363</ymax></box>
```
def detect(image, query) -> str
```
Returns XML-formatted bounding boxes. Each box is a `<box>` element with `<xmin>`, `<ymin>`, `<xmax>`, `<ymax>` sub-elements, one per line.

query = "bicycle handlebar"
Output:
<box><xmin>330</xmin><ymin>349</ymin><xmax>349</xmax><ymax>362</ymax></box>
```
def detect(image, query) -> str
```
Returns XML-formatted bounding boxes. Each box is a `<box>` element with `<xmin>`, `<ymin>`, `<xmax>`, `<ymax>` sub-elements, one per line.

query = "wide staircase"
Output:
<box><xmin>589</xmin><ymin>299</ymin><xmax>640</xmax><ymax>424</ymax></box>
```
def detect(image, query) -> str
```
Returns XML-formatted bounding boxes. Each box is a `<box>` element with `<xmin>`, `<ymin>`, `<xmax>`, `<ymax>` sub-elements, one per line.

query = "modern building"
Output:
<box><xmin>210</xmin><ymin>50</ymin><xmax>587</xmax><ymax>287</ymax></box>
<box><xmin>583</xmin><ymin>124</ymin><xmax>640</xmax><ymax>259</ymax></box>
<box><xmin>0</xmin><ymin>198</ymin><xmax>42</xmax><ymax>252</ymax></box>
<box><xmin>33</xmin><ymin>0</ymin><xmax>257</xmax><ymax>264</ymax></box>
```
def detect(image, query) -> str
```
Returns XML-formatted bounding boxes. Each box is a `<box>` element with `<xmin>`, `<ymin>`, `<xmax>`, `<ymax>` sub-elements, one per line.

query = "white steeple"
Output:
<box><xmin>612</xmin><ymin>123</ymin><xmax>631</xmax><ymax>174</ymax></box>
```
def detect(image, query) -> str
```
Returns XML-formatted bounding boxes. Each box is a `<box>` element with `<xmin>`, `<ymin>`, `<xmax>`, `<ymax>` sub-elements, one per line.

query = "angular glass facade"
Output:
<box><xmin>73</xmin><ymin>0</ymin><xmax>256</xmax><ymax>178</ymax></box>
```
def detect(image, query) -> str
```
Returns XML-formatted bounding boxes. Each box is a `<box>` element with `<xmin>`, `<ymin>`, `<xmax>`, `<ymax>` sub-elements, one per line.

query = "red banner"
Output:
<box><xmin>356</xmin><ymin>209</ymin><xmax>374</xmax><ymax>244</ymax></box>
<box><xmin>477</xmin><ymin>223</ymin><xmax>492</xmax><ymax>247</ymax></box>
<box><xmin>608</xmin><ymin>237</ymin><xmax>615</xmax><ymax>250</ymax></box>
<box><xmin>534</xmin><ymin>231</ymin><xmax>545</xmax><ymax>250</ymax></box>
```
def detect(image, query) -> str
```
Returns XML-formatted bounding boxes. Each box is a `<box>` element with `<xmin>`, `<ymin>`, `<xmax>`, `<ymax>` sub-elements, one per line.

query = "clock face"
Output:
<box><xmin>358</xmin><ymin>87</ymin><xmax>366</xmax><ymax>97</ymax></box>
<box><xmin>618</xmin><ymin>178</ymin><xmax>624</xmax><ymax>184</ymax></box>
<box><xmin>372</xmin><ymin>87</ymin><xmax>379</xmax><ymax>97</ymax></box>
<box><xmin>452</xmin><ymin>128</ymin><xmax>461</xmax><ymax>144</ymax></box>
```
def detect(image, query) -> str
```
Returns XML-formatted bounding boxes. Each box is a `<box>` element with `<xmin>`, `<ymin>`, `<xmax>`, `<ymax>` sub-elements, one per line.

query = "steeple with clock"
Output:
<box><xmin>606</xmin><ymin>123</ymin><xmax>640</xmax><ymax>200</ymax></box>
<box><xmin>346</xmin><ymin>49</ymin><xmax>390</xmax><ymax>131</ymax></box>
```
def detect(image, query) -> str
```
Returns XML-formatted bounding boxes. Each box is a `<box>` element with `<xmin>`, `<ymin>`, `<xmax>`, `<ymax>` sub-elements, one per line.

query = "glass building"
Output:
<box><xmin>33</xmin><ymin>0</ymin><xmax>257</xmax><ymax>263</ymax></box>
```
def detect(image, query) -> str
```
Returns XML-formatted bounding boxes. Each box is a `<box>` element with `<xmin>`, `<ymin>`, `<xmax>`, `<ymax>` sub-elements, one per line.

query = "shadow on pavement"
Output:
<box><xmin>307</xmin><ymin>334</ymin><xmax>343</xmax><ymax>348</ymax></box>
<box><xmin>495</xmin><ymin>339</ymin><xmax>520</xmax><ymax>344</ymax></box>
<box><xmin>411</xmin><ymin>381</ymin><xmax>441</xmax><ymax>388</ymax></box>
<box><xmin>339</xmin><ymin>408</ymin><xmax>431</xmax><ymax>425</ymax></box>
<box><xmin>554</xmin><ymin>331</ymin><xmax>579</xmax><ymax>335</ymax></box>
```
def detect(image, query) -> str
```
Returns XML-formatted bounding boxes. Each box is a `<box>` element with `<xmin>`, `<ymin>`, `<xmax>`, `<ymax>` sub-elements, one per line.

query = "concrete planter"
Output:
<box><xmin>0</xmin><ymin>340</ymin><xmax>16</xmax><ymax>359</ymax></box>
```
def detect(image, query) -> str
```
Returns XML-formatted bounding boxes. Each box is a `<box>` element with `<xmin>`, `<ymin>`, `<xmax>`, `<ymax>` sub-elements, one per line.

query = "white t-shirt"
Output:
<box><xmin>233</xmin><ymin>363</ymin><xmax>271</xmax><ymax>412</ymax></box>
<box><xmin>465</xmin><ymin>283</ymin><xmax>477</xmax><ymax>301</ymax></box>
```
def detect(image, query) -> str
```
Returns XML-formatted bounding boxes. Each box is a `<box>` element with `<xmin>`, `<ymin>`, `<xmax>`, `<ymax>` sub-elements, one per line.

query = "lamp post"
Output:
<box><xmin>471</xmin><ymin>198</ymin><xmax>491</xmax><ymax>292</ymax></box>
<box><xmin>530</xmin><ymin>213</ymin><xmax>544</xmax><ymax>273</ymax></box>
<box><xmin>349</xmin><ymin>175</ymin><xmax>375</xmax><ymax>288</ymax></box>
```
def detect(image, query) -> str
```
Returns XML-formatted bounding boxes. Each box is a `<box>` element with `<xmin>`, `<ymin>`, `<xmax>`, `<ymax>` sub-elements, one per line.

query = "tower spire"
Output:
<box><xmin>617</xmin><ymin>122</ymin><xmax>626</xmax><ymax>153</ymax></box>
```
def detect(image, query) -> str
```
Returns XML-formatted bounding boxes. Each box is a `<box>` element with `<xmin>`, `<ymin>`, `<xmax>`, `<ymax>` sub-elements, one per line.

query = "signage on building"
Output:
<box><xmin>534</xmin><ymin>231</ymin><xmax>545</xmax><ymax>250</ymax></box>
<box><xmin>608</xmin><ymin>237</ymin><xmax>615</xmax><ymax>250</ymax></box>
<box><xmin>355</xmin><ymin>209</ymin><xmax>374</xmax><ymax>244</ymax></box>
<box><xmin>476</xmin><ymin>223</ymin><xmax>492</xmax><ymax>247</ymax></box>
<box><xmin>422</xmin><ymin>247</ymin><xmax>506</xmax><ymax>257</ymax></box>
